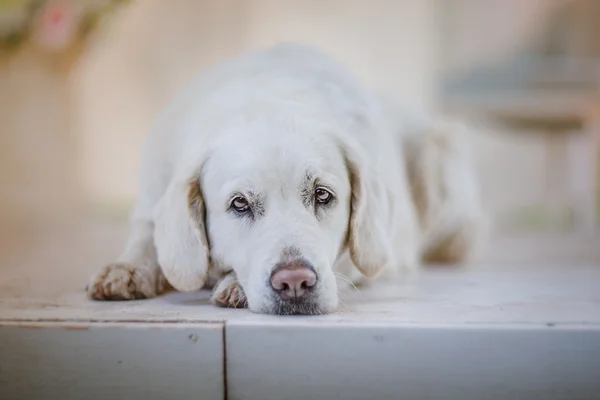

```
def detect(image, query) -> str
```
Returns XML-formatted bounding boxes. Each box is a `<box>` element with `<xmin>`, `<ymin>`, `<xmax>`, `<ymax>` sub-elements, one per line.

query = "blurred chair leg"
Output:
<box><xmin>567</xmin><ymin>123</ymin><xmax>598</xmax><ymax>235</ymax></box>
<box><xmin>545</xmin><ymin>132</ymin><xmax>567</xmax><ymax>220</ymax></box>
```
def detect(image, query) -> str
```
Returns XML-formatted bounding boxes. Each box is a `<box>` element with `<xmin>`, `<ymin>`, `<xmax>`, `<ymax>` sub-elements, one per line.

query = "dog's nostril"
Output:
<box><xmin>270</xmin><ymin>263</ymin><xmax>316</xmax><ymax>300</ymax></box>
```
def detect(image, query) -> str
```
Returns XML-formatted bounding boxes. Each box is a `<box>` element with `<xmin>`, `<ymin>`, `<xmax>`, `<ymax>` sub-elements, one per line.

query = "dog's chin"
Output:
<box><xmin>260</xmin><ymin>295</ymin><xmax>332</xmax><ymax>316</ymax></box>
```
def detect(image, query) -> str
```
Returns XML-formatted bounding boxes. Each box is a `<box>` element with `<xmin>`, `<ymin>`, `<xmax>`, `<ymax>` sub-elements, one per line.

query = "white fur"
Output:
<box><xmin>87</xmin><ymin>44</ymin><xmax>484</xmax><ymax>314</ymax></box>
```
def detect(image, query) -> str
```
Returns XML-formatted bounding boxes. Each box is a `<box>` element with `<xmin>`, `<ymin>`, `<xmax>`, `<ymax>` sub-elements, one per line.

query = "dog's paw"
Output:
<box><xmin>210</xmin><ymin>272</ymin><xmax>247</xmax><ymax>308</ymax></box>
<box><xmin>423</xmin><ymin>218</ymin><xmax>482</xmax><ymax>265</ymax></box>
<box><xmin>86</xmin><ymin>263</ymin><xmax>165</xmax><ymax>301</ymax></box>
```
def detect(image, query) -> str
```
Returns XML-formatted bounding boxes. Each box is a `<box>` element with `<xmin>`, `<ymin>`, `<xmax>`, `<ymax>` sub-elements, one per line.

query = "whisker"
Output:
<box><xmin>337</xmin><ymin>288</ymin><xmax>355</xmax><ymax>307</ymax></box>
<box><xmin>335</xmin><ymin>272</ymin><xmax>362</xmax><ymax>298</ymax></box>
<box><xmin>335</xmin><ymin>278</ymin><xmax>360</xmax><ymax>313</ymax></box>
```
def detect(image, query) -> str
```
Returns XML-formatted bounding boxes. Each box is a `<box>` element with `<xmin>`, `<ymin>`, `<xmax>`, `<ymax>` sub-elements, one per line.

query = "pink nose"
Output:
<box><xmin>270</xmin><ymin>264</ymin><xmax>317</xmax><ymax>300</ymax></box>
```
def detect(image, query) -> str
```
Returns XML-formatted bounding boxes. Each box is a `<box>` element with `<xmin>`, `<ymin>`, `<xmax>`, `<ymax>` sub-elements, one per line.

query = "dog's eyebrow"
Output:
<box><xmin>300</xmin><ymin>171</ymin><xmax>317</xmax><ymax>208</ymax></box>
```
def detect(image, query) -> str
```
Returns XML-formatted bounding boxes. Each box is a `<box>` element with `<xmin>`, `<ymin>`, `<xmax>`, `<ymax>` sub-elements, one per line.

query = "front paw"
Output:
<box><xmin>210</xmin><ymin>272</ymin><xmax>247</xmax><ymax>308</ymax></box>
<box><xmin>86</xmin><ymin>263</ymin><xmax>165</xmax><ymax>301</ymax></box>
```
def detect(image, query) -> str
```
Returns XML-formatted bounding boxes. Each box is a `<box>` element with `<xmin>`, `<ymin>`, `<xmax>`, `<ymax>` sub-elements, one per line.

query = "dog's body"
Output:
<box><xmin>87</xmin><ymin>44</ymin><xmax>484</xmax><ymax>314</ymax></box>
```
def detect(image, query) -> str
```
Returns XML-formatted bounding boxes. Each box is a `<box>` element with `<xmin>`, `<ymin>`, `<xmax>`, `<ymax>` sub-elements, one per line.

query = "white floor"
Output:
<box><xmin>1</xmin><ymin>220</ymin><xmax>599</xmax><ymax>399</ymax></box>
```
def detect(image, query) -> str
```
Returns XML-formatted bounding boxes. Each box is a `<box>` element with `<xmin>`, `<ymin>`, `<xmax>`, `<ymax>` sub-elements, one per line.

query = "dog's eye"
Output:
<box><xmin>315</xmin><ymin>188</ymin><xmax>333</xmax><ymax>204</ymax></box>
<box><xmin>230</xmin><ymin>196</ymin><xmax>250</xmax><ymax>213</ymax></box>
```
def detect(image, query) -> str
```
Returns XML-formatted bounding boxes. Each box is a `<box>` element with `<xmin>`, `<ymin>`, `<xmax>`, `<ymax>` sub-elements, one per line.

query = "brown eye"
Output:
<box><xmin>315</xmin><ymin>188</ymin><xmax>333</xmax><ymax>204</ymax></box>
<box><xmin>231</xmin><ymin>196</ymin><xmax>249</xmax><ymax>213</ymax></box>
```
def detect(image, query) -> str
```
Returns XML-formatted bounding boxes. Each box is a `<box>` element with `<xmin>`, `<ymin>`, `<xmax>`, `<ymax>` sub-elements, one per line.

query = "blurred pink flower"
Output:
<box><xmin>32</xmin><ymin>0</ymin><xmax>81</xmax><ymax>51</ymax></box>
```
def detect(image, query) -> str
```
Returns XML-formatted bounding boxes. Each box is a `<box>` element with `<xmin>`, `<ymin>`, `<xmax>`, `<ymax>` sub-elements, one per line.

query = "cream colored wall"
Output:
<box><xmin>73</xmin><ymin>0</ymin><xmax>438</xmax><ymax>207</ymax></box>
<box><xmin>439</xmin><ymin>0</ymin><xmax>558</xmax><ymax>76</ymax></box>
<box><xmin>0</xmin><ymin>48</ymin><xmax>81</xmax><ymax>229</ymax></box>
<box><xmin>2</xmin><ymin>0</ymin><xmax>589</xmax><ymax>234</ymax></box>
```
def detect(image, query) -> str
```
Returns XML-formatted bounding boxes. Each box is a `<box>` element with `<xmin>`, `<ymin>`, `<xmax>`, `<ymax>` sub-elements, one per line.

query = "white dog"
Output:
<box><xmin>87</xmin><ymin>44</ymin><xmax>484</xmax><ymax>315</ymax></box>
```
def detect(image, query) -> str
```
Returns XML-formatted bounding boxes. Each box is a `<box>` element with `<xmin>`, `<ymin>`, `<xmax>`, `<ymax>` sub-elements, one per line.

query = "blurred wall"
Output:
<box><xmin>439</xmin><ymin>0</ymin><xmax>556</xmax><ymax>76</ymax></box>
<box><xmin>2</xmin><ymin>0</ymin><xmax>593</xmax><ymax>234</ymax></box>
<box><xmin>0</xmin><ymin>48</ymin><xmax>80</xmax><ymax>228</ymax></box>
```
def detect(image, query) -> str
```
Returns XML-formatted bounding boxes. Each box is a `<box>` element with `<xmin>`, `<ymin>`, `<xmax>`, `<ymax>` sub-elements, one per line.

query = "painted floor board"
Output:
<box><xmin>0</xmin><ymin>323</ymin><xmax>224</xmax><ymax>400</ymax></box>
<box><xmin>226</xmin><ymin>323</ymin><xmax>600</xmax><ymax>400</ymax></box>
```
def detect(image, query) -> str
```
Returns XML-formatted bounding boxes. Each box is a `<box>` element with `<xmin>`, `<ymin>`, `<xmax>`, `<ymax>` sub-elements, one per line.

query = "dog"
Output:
<box><xmin>87</xmin><ymin>44</ymin><xmax>485</xmax><ymax>315</ymax></box>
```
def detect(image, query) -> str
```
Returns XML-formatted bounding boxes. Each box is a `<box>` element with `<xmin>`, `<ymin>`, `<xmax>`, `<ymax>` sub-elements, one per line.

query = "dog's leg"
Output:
<box><xmin>87</xmin><ymin>218</ymin><xmax>169</xmax><ymax>300</ymax></box>
<box><xmin>403</xmin><ymin>120</ymin><xmax>486</xmax><ymax>265</ymax></box>
<box><xmin>210</xmin><ymin>271</ymin><xmax>247</xmax><ymax>308</ymax></box>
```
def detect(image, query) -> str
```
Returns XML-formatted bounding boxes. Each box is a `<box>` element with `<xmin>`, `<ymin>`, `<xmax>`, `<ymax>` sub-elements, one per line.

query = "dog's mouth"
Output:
<box><xmin>262</xmin><ymin>293</ymin><xmax>328</xmax><ymax>316</ymax></box>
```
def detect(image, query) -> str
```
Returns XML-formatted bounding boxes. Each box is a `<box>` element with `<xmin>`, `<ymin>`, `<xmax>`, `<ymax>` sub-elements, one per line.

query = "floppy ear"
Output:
<box><xmin>153</xmin><ymin>177</ymin><xmax>209</xmax><ymax>292</ymax></box>
<box><xmin>341</xmin><ymin>138</ymin><xmax>393</xmax><ymax>278</ymax></box>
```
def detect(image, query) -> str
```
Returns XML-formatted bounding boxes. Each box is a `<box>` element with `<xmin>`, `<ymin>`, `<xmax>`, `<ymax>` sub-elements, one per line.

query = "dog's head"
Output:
<box><xmin>153</xmin><ymin>120</ymin><xmax>393</xmax><ymax>315</ymax></box>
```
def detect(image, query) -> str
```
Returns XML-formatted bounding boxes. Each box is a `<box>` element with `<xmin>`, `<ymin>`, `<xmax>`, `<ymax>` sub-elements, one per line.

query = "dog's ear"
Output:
<box><xmin>153</xmin><ymin>176</ymin><xmax>209</xmax><ymax>292</ymax></box>
<box><xmin>339</xmin><ymin>137</ymin><xmax>393</xmax><ymax>278</ymax></box>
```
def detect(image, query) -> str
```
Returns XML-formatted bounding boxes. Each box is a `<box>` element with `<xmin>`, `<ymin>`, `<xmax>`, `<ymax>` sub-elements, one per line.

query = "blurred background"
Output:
<box><xmin>1</xmin><ymin>0</ymin><xmax>599</xmax><ymax>273</ymax></box>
